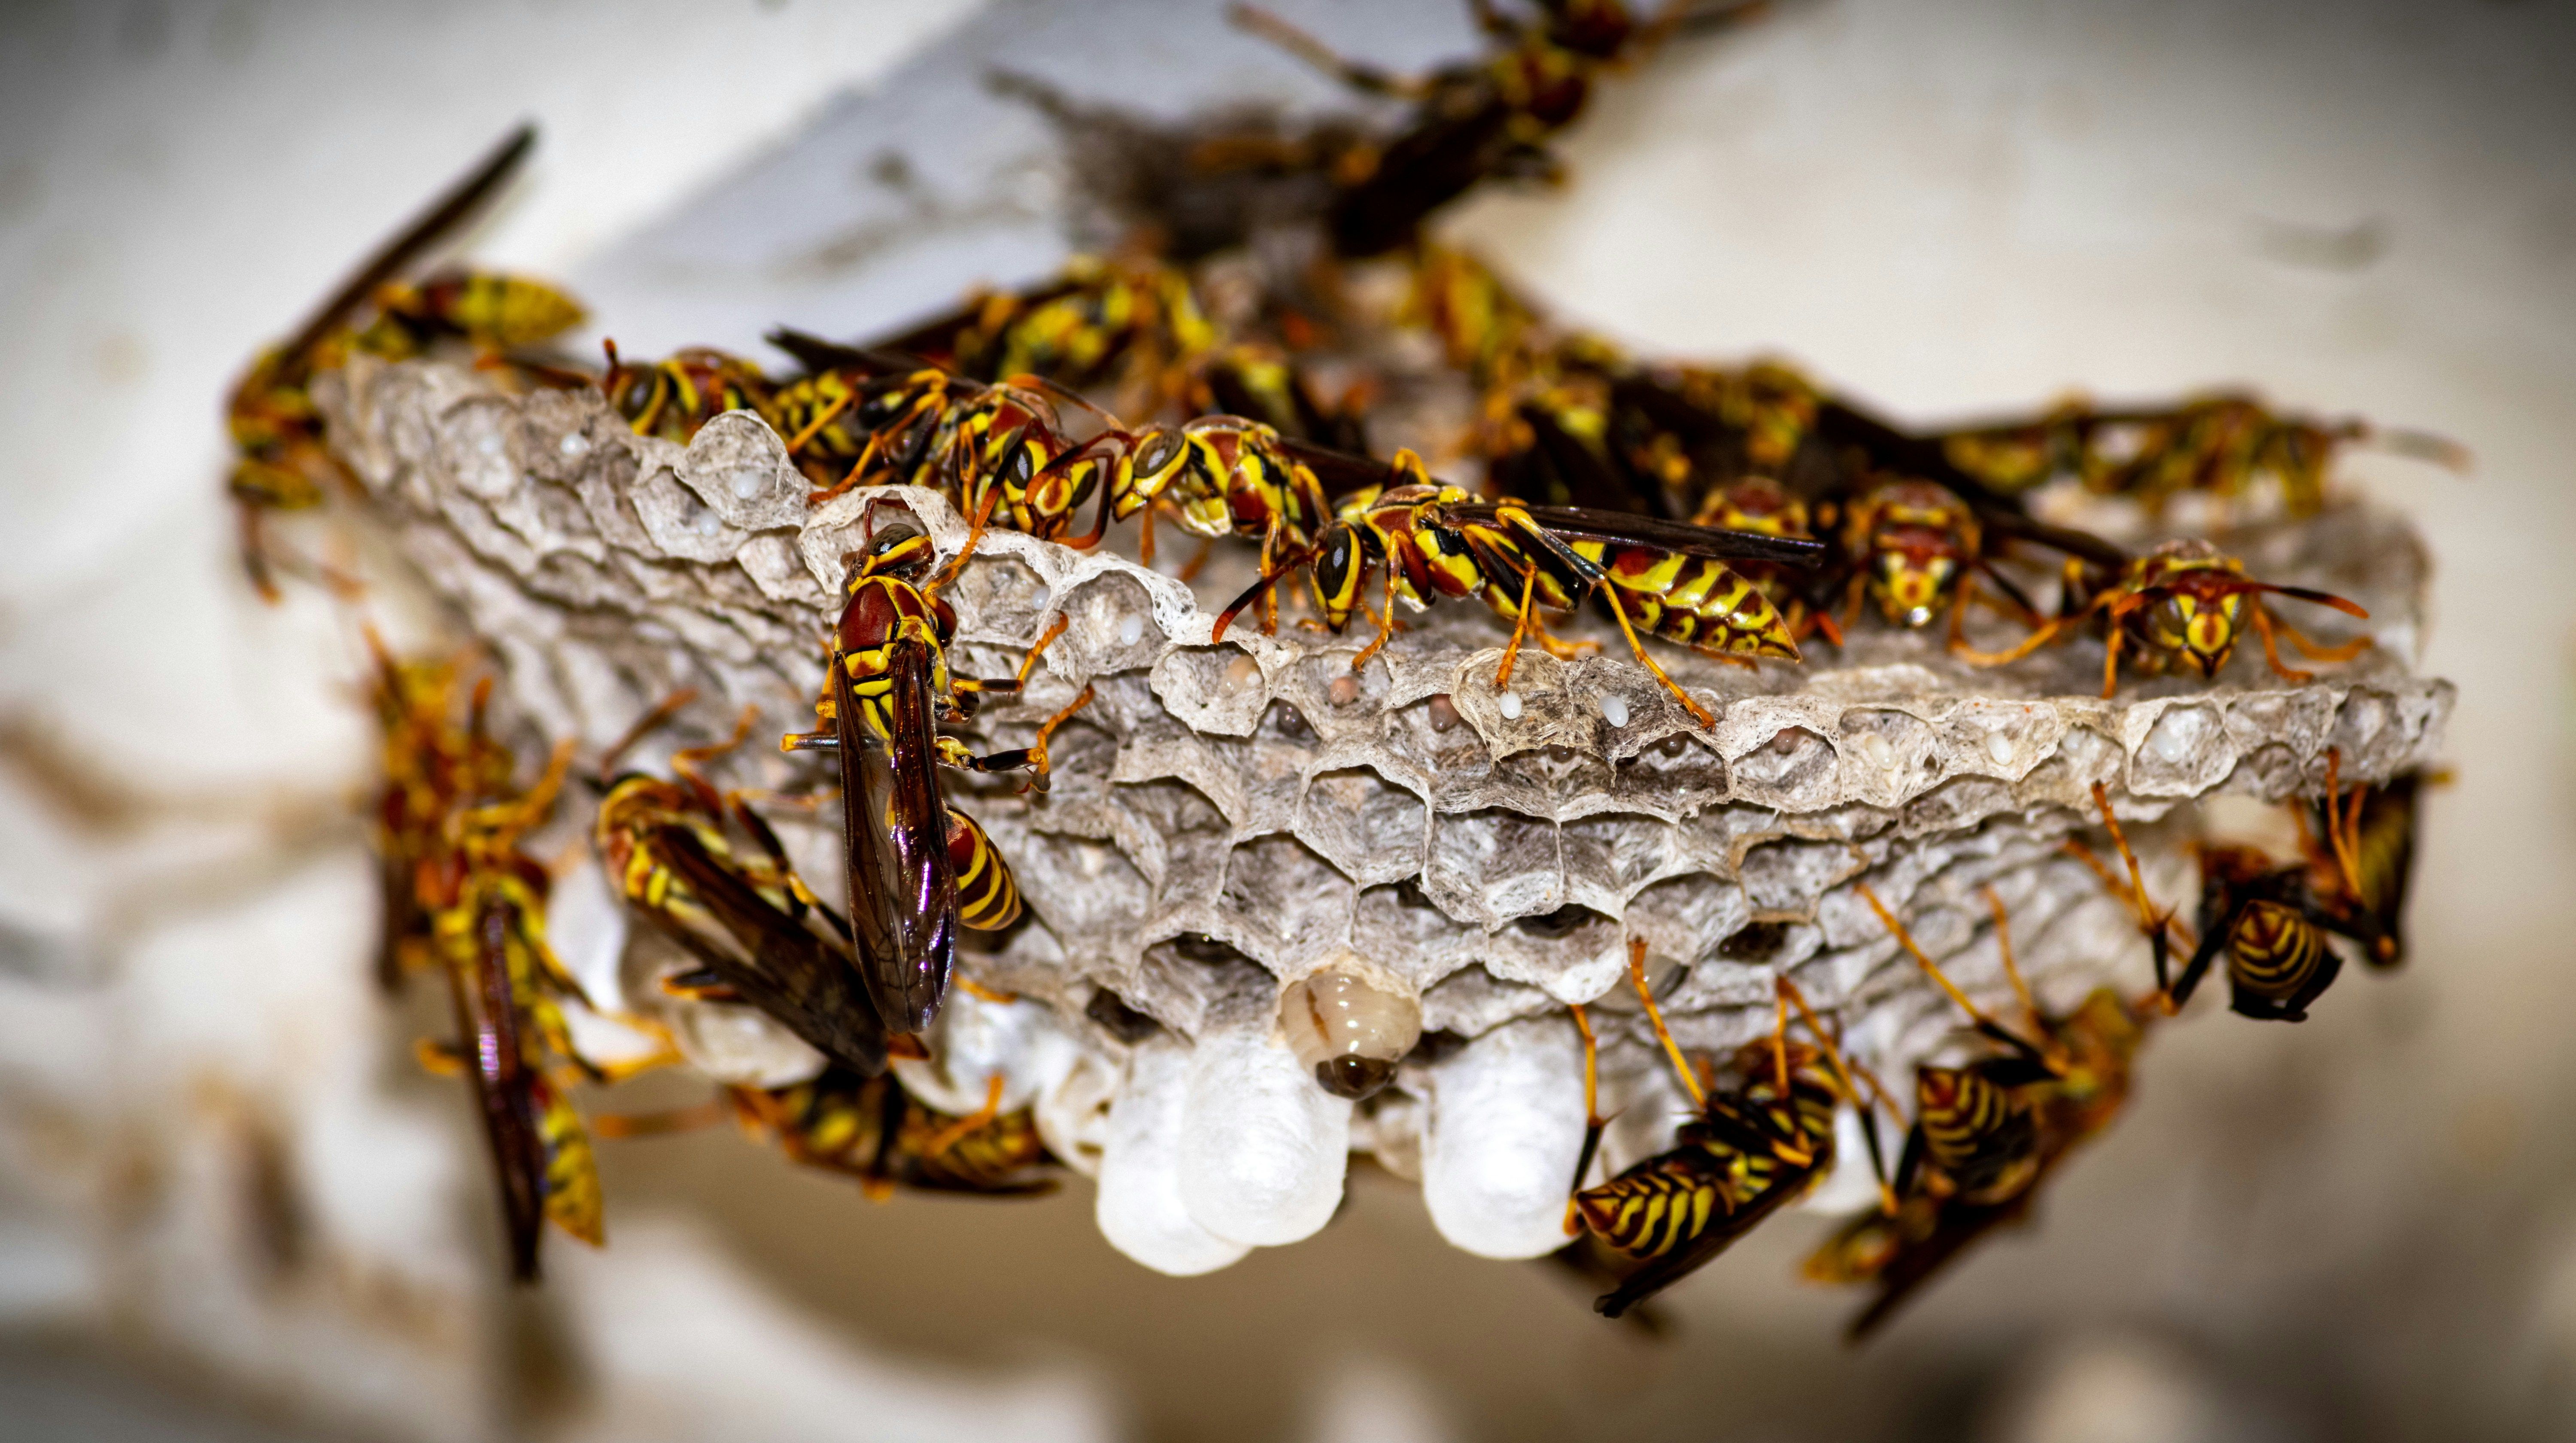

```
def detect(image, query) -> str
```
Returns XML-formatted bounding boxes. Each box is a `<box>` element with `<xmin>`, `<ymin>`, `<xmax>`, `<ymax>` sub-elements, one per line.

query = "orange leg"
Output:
<box><xmin>920</xmin><ymin>1074</ymin><xmax>1008</xmax><ymax>1160</ymax></box>
<box><xmin>925</xmin><ymin>485</ymin><xmax>1002</xmax><ymax>599</ymax></box>
<box><xmin>1349</xmin><ymin>563</ymin><xmax>1401</xmax><ymax>673</ymax></box>
<box><xmin>597</xmin><ymin>686</ymin><xmax>701</xmax><ymax>779</ymax></box>
<box><xmin>1176</xmin><ymin>536</ymin><xmax>1216</xmax><ymax>585</ymax></box>
<box><xmin>1776</xmin><ymin>975</ymin><xmax>1896</xmax><ymax>1214</ymax></box>
<box><xmin>1564</xmin><ymin>1002</ymin><xmax>1603</xmax><ymax>1236</ymax></box>
<box><xmin>1626</xmin><ymin>935</ymin><xmax>1706</xmax><ymax>1111</ymax></box>
<box><xmin>2269</xmin><ymin>602</ymin><xmax>2373</xmax><ymax>663</ymax></box>
<box><xmin>1854</xmin><ymin>882</ymin><xmax>2010</xmax><ymax>1038</ymax></box>
<box><xmin>1492</xmin><ymin>564</ymin><xmax>1542</xmax><ymax>692</ymax></box>
<box><xmin>782</xmin><ymin>390</ymin><xmax>854</xmax><ymax>456</ymax></box>
<box><xmin>808</xmin><ymin>426</ymin><xmax>893</xmax><ymax>505</ymax></box>
<box><xmin>1981</xmin><ymin>885</ymin><xmax>2039</xmax><ymax>1030</ymax></box>
<box><xmin>1589</xmin><ymin>578</ymin><xmax>1716</xmax><ymax>729</ymax></box>
<box><xmin>2247</xmin><ymin>603</ymin><xmax>2314</xmax><ymax>685</ymax></box>
<box><xmin>1026</xmin><ymin>684</ymin><xmax>1097</xmax><ymax>785</ymax></box>
<box><xmin>1014</xmin><ymin>614</ymin><xmax>1070</xmax><ymax>688</ymax></box>
<box><xmin>2090</xmin><ymin>782</ymin><xmax>2165</xmax><ymax>941</ymax></box>
<box><xmin>956</xmin><ymin>977</ymin><xmax>1020</xmax><ymax>1005</ymax></box>
<box><xmin>1953</xmin><ymin>614</ymin><xmax>2074</xmax><ymax>670</ymax></box>
<box><xmin>2318</xmin><ymin>747</ymin><xmax>2364</xmax><ymax>902</ymax></box>
<box><xmin>671</xmin><ymin>704</ymin><xmax>760</xmax><ymax>803</ymax></box>
<box><xmin>592</xmin><ymin>1099</ymin><xmax>729</xmax><ymax>1140</ymax></box>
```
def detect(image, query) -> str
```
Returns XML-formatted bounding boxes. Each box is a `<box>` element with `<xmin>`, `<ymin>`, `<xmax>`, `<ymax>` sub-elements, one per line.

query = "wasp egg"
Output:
<box><xmin>1279</xmin><ymin>962</ymin><xmax>1422</xmax><ymax>1100</ymax></box>
<box><xmin>1497</xmin><ymin>690</ymin><xmax>1523</xmax><ymax>720</ymax></box>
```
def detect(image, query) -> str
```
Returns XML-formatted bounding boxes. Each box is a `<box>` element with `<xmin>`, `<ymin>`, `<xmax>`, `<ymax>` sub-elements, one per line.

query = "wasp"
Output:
<box><xmin>1935</xmin><ymin>393</ymin><xmax>2466</xmax><ymax>520</ymax></box>
<box><xmin>865</xmin><ymin>252</ymin><xmax>1218</xmax><ymax>420</ymax></box>
<box><xmin>764</xmin><ymin>332</ymin><xmax>1116</xmax><ymax>546</ymax></box>
<box><xmin>1562</xmin><ymin>941</ymin><xmax>1872</xmax><ymax>1318</ymax></box>
<box><xmin>1959</xmin><ymin>537</ymin><xmax>2372</xmax><ymax>697</ymax></box>
<box><xmin>1235</xmin><ymin>1</ymin><xmax>1764</xmax><ymax>258</ymax></box>
<box><xmin>2318</xmin><ymin>767</ymin><xmax>2424</xmax><ymax>968</ymax></box>
<box><xmin>2158</xmin><ymin>753</ymin><xmax>2406</xmax><ymax>1020</ymax></box>
<box><xmin>593</xmin><ymin>707</ymin><xmax>892</xmax><ymax>1075</ymax></box>
<box><xmin>727</xmin><ymin>1066</ymin><xmax>1058</xmax><ymax>1199</ymax></box>
<box><xmin>228</xmin><ymin>125</ymin><xmax>559</xmax><ymax>601</ymax></box>
<box><xmin>368</xmin><ymin>641</ymin><xmax>601</xmax><ymax>1281</ymax></box>
<box><xmin>784</xmin><ymin>517</ymin><xmax>1092</xmax><ymax>1035</ymax></box>
<box><xmin>1300</xmin><ymin>454</ymin><xmax>1821</xmax><ymax>727</ymax></box>
<box><xmin>603</xmin><ymin>345</ymin><xmax>777</xmax><ymax>446</ymax></box>
<box><xmin>1810</xmin><ymin>884</ymin><xmax>2150</xmax><ymax>1339</ymax></box>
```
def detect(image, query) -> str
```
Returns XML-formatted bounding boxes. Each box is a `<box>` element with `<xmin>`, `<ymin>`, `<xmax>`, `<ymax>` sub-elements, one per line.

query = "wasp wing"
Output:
<box><xmin>652</xmin><ymin>825</ymin><xmax>890</xmax><ymax>1075</ymax></box>
<box><xmin>277</xmin><ymin>125</ymin><xmax>537</xmax><ymax>370</ymax></box>
<box><xmin>836</xmin><ymin>639</ymin><xmax>957</xmax><ymax>1034</ymax></box>
<box><xmin>455</xmin><ymin>894</ymin><xmax>547</xmax><ymax>1282</ymax></box>
<box><xmin>1499</xmin><ymin>504</ymin><xmax>1828</xmax><ymax>567</ymax></box>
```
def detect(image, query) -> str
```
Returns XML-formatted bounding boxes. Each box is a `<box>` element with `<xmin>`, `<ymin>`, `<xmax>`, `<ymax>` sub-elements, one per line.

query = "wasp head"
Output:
<box><xmin>2130</xmin><ymin>541</ymin><xmax>2251</xmax><ymax>676</ymax></box>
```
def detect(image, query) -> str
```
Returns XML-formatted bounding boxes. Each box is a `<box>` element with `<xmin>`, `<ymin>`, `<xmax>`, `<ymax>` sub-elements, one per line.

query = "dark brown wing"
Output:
<box><xmin>276</xmin><ymin>125</ymin><xmax>537</xmax><ymax>372</ymax></box>
<box><xmin>651</xmin><ymin>825</ymin><xmax>889</xmax><ymax>1075</ymax></box>
<box><xmin>764</xmin><ymin>327</ymin><xmax>930</xmax><ymax>380</ymax></box>
<box><xmin>1844</xmin><ymin>1191</ymin><xmax>2040</xmax><ymax>1341</ymax></box>
<box><xmin>456</xmin><ymin>895</ymin><xmax>545</xmax><ymax>1282</ymax></box>
<box><xmin>836</xmin><ymin>640</ymin><xmax>957</xmax><ymax>1033</ymax></box>
<box><xmin>1495</xmin><ymin>504</ymin><xmax>1828</xmax><ymax>567</ymax></box>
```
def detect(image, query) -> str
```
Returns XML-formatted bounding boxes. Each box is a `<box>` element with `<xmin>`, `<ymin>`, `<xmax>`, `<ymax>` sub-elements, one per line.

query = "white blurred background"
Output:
<box><xmin>2</xmin><ymin>1</ymin><xmax>2572</xmax><ymax>1439</ymax></box>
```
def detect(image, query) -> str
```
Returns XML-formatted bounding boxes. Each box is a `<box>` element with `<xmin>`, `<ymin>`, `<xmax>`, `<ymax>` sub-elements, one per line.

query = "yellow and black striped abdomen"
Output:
<box><xmin>1917</xmin><ymin>1064</ymin><xmax>2038</xmax><ymax>1202</ymax></box>
<box><xmin>1582</xmin><ymin>542</ymin><xmax>1800</xmax><ymax>661</ymax></box>
<box><xmin>2228</xmin><ymin>899</ymin><xmax>2329</xmax><ymax>999</ymax></box>
<box><xmin>946</xmin><ymin>807</ymin><xmax>1021</xmax><ymax>931</ymax></box>
<box><xmin>1577</xmin><ymin>1161</ymin><xmax>1723</xmax><ymax>1260</ymax></box>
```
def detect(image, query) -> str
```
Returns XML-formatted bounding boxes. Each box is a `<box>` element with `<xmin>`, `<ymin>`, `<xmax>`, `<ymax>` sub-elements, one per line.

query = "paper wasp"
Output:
<box><xmin>1561</xmin><ymin>941</ymin><xmax>1871</xmax><ymax>1318</ymax></box>
<box><xmin>1935</xmin><ymin>393</ymin><xmax>2466</xmax><ymax>520</ymax></box>
<box><xmin>1299</xmin><ymin>452</ymin><xmax>1821</xmax><ymax>727</ymax></box>
<box><xmin>861</xmin><ymin>252</ymin><xmax>1217</xmax><ymax>419</ymax></box>
<box><xmin>2157</xmin><ymin>755</ymin><xmax>2410</xmax><ymax>1020</ymax></box>
<box><xmin>228</xmin><ymin>126</ymin><xmax>584</xmax><ymax>601</ymax></box>
<box><xmin>783</xmin><ymin>514</ymin><xmax>1092</xmax><ymax>1035</ymax></box>
<box><xmin>367</xmin><ymin>639</ymin><xmax>601</xmax><ymax>1281</ymax></box>
<box><xmin>1808</xmin><ymin>884</ymin><xmax>2149</xmax><ymax>1339</ymax></box>
<box><xmin>1957</xmin><ymin>537</ymin><xmax>2372</xmax><ymax>697</ymax></box>
<box><xmin>593</xmin><ymin>709</ymin><xmax>891</xmax><ymax>1075</ymax></box>
<box><xmin>1234</xmin><ymin>1</ymin><xmax>1764</xmax><ymax>258</ymax></box>
<box><xmin>765</xmin><ymin>331</ymin><xmax>1115</xmax><ymax>543</ymax></box>
<box><xmin>2321</xmin><ymin>767</ymin><xmax>2423</xmax><ymax>969</ymax></box>
<box><xmin>603</xmin><ymin>345</ymin><xmax>776</xmax><ymax>446</ymax></box>
<box><xmin>728</xmin><ymin>1066</ymin><xmax>1058</xmax><ymax>1199</ymax></box>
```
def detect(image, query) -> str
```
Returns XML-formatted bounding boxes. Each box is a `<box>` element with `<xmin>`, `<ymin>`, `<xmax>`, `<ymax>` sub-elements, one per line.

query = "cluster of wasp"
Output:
<box><xmin>231</xmin><ymin>1</ymin><xmax>2443</xmax><ymax>1328</ymax></box>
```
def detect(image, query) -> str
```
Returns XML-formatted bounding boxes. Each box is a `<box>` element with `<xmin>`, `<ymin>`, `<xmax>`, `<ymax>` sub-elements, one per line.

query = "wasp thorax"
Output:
<box><xmin>1279</xmin><ymin>961</ymin><xmax>1422</xmax><ymax>1101</ymax></box>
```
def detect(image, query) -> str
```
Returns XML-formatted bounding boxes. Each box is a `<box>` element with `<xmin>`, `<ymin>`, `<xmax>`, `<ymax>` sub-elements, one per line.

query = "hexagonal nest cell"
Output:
<box><xmin>317</xmin><ymin>354</ymin><xmax>2452</xmax><ymax>1272</ymax></box>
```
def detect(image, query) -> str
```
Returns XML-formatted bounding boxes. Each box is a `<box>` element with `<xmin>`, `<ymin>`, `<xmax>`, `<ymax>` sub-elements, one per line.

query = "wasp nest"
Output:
<box><xmin>319</xmin><ymin>354</ymin><xmax>2451</xmax><ymax>1275</ymax></box>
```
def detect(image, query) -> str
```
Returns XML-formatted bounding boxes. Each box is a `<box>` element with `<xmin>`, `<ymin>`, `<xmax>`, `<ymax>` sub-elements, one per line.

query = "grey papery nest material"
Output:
<box><xmin>318</xmin><ymin>354</ymin><xmax>2452</xmax><ymax>1273</ymax></box>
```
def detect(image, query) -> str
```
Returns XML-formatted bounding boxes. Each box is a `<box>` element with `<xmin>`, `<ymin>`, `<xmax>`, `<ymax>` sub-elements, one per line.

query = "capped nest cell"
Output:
<box><xmin>318</xmin><ymin>354</ymin><xmax>2452</xmax><ymax>1275</ymax></box>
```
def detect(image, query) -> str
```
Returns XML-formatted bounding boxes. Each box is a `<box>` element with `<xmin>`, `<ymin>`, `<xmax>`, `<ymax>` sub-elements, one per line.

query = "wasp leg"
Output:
<box><xmin>783</xmin><ymin>390</ymin><xmax>853</xmax><ymax>456</ymax></box>
<box><xmin>1854</xmin><ymin>882</ymin><xmax>2044</xmax><ymax>1064</ymax></box>
<box><xmin>2090</xmin><ymin>782</ymin><xmax>2172</xmax><ymax>989</ymax></box>
<box><xmin>1780</xmin><ymin>974</ymin><xmax>1899</xmax><ymax>1214</ymax></box>
<box><xmin>1229</xmin><ymin>3</ymin><xmax>1434</xmax><ymax>98</ymax></box>
<box><xmin>1349</xmin><ymin>562</ymin><xmax>1401</xmax><ymax>673</ymax></box>
<box><xmin>1563</xmin><ymin>1003</ymin><xmax>1604</xmax><ymax>1237</ymax></box>
<box><xmin>591</xmin><ymin>1099</ymin><xmax>729</xmax><ymax>1140</ymax></box>
<box><xmin>2169</xmin><ymin>922</ymin><xmax>2226</xmax><ymax>1010</ymax></box>
<box><xmin>1176</xmin><ymin>536</ymin><xmax>1217</xmax><ymax>585</ymax></box>
<box><xmin>1492</xmin><ymin>563</ymin><xmax>1544</xmax><ymax>693</ymax></box>
<box><xmin>919</xmin><ymin>1074</ymin><xmax>1008</xmax><ymax>1160</ymax></box>
<box><xmin>1625</xmin><ymin>934</ymin><xmax>1707</xmax><ymax>1111</ymax></box>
